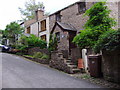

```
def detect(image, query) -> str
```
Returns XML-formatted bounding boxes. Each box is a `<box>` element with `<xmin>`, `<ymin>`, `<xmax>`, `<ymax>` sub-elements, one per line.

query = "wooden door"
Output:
<box><xmin>69</xmin><ymin>31</ymin><xmax>77</xmax><ymax>54</ymax></box>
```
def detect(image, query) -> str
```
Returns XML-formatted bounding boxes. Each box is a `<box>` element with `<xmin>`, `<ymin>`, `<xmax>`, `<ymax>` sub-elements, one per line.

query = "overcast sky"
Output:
<box><xmin>0</xmin><ymin>0</ymin><xmax>80</xmax><ymax>30</ymax></box>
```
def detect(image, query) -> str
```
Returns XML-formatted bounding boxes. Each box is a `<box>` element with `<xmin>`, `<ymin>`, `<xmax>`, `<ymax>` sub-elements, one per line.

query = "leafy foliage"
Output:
<box><xmin>84</xmin><ymin>2</ymin><xmax>116</xmax><ymax>31</ymax></box>
<box><xmin>33</xmin><ymin>52</ymin><xmax>49</xmax><ymax>59</ymax></box>
<box><xmin>19</xmin><ymin>34</ymin><xmax>47</xmax><ymax>49</ymax></box>
<box><xmin>3</xmin><ymin>22</ymin><xmax>24</xmax><ymax>45</ymax></box>
<box><xmin>19</xmin><ymin>0</ymin><xmax>49</xmax><ymax>21</ymax></box>
<box><xmin>33</xmin><ymin>52</ymin><xmax>43</xmax><ymax>58</ymax></box>
<box><xmin>73</xmin><ymin>2</ymin><xmax>116</xmax><ymax>49</ymax></box>
<box><xmin>94</xmin><ymin>29</ymin><xmax>120</xmax><ymax>53</ymax></box>
<box><xmin>41</xmin><ymin>54</ymin><xmax>49</xmax><ymax>59</ymax></box>
<box><xmin>48</xmin><ymin>34</ymin><xmax>57</xmax><ymax>51</ymax></box>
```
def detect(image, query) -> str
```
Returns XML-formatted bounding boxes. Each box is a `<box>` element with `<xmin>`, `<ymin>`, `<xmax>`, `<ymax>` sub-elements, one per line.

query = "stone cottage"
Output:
<box><xmin>49</xmin><ymin>1</ymin><xmax>94</xmax><ymax>54</ymax></box>
<box><xmin>49</xmin><ymin>1</ymin><xmax>119</xmax><ymax>55</ymax></box>
<box><xmin>23</xmin><ymin>8</ymin><xmax>50</xmax><ymax>46</ymax></box>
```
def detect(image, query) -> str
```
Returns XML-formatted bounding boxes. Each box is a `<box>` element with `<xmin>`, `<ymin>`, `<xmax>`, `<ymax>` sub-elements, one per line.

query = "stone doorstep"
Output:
<box><xmin>66</xmin><ymin>62</ymin><xmax>75</xmax><ymax>65</ymax></box>
<box><xmin>67</xmin><ymin>65</ymin><xmax>77</xmax><ymax>68</ymax></box>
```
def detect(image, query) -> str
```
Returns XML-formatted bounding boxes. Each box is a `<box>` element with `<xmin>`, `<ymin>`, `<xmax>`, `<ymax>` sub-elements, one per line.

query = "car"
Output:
<box><xmin>0</xmin><ymin>44</ymin><xmax>10</xmax><ymax>52</ymax></box>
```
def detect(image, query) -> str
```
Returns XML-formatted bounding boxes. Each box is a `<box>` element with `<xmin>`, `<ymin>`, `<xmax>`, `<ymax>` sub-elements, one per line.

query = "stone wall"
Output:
<box><xmin>28</xmin><ymin>47</ymin><xmax>50</xmax><ymax>56</ymax></box>
<box><xmin>49</xmin><ymin>51</ymin><xmax>71</xmax><ymax>73</ymax></box>
<box><xmin>102</xmin><ymin>49</ymin><xmax>120</xmax><ymax>83</ymax></box>
<box><xmin>71</xmin><ymin>48</ymin><xmax>82</xmax><ymax>64</ymax></box>
<box><xmin>23</xmin><ymin>55</ymin><xmax>49</xmax><ymax>64</ymax></box>
<box><xmin>49</xmin><ymin>2</ymin><xmax>119</xmax><ymax>33</ymax></box>
<box><xmin>49</xmin><ymin>2</ymin><xmax>93</xmax><ymax>34</ymax></box>
<box><xmin>52</xmin><ymin>25</ymin><xmax>70</xmax><ymax>52</ymax></box>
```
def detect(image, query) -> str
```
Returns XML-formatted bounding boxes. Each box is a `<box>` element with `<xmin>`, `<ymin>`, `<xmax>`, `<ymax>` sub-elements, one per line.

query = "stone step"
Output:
<box><xmin>67</xmin><ymin>58</ymin><xmax>71</xmax><ymax>60</ymax></box>
<box><xmin>68</xmin><ymin>65</ymin><xmax>77</xmax><ymax>68</ymax></box>
<box><xmin>58</xmin><ymin>54</ymin><xmax>63</xmax><ymax>58</ymax></box>
<box><xmin>72</xmin><ymin>68</ymin><xmax>80</xmax><ymax>73</ymax></box>
<box><xmin>57</xmin><ymin>53</ymin><xmax>63</xmax><ymax>55</ymax></box>
<box><xmin>66</xmin><ymin>62</ymin><xmax>75</xmax><ymax>65</ymax></box>
<box><xmin>65</xmin><ymin>60</ymin><xmax>71</xmax><ymax>63</ymax></box>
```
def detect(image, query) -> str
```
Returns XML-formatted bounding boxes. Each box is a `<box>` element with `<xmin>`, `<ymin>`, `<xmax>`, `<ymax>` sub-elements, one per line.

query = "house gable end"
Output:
<box><xmin>51</xmin><ymin>22</ymin><xmax>64</xmax><ymax>34</ymax></box>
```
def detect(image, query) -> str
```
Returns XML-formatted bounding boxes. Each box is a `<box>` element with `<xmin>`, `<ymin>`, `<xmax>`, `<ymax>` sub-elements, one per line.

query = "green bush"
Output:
<box><xmin>33</xmin><ymin>52</ymin><xmax>49</xmax><ymax>59</ymax></box>
<box><xmin>94</xmin><ymin>29</ymin><xmax>120</xmax><ymax>53</ymax></box>
<box><xmin>48</xmin><ymin>34</ymin><xmax>57</xmax><ymax>51</ymax></box>
<box><xmin>73</xmin><ymin>2</ymin><xmax>116</xmax><ymax>49</ymax></box>
<box><xmin>23</xmin><ymin>55</ymin><xmax>34</xmax><ymax>58</ymax></box>
<box><xmin>41</xmin><ymin>54</ymin><xmax>49</xmax><ymax>59</ymax></box>
<box><xmin>33</xmin><ymin>52</ymin><xmax>43</xmax><ymax>58</ymax></box>
<box><xmin>14</xmin><ymin>44</ymin><xmax>28</xmax><ymax>54</ymax></box>
<box><xmin>19</xmin><ymin>34</ymin><xmax>47</xmax><ymax>49</ymax></box>
<box><xmin>73</xmin><ymin>29</ymin><xmax>98</xmax><ymax>49</ymax></box>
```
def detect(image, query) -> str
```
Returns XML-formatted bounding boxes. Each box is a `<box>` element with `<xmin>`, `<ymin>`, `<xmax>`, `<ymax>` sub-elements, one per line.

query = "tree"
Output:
<box><xmin>4</xmin><ymin>22</ymin><xmax>24</xmax><ymax>45</ymax></box>
<box><xmin>0</xmin><ymin>30</ymin><xmax>3</xmax><ymax>44</ymax></box>
<box><xmin>19</xmin><ymin>0</ymin><xmax>47</xmax><ymax>21</ymax></box>
<box><xmin>94</xmin><ymin>28</ymin><xmax>120</xmax><ymax>53</ymax></box>
<box><xmin>73</xmin><ymin>2</ymin><xmax>116</xmax><ymax>49</ymax></box>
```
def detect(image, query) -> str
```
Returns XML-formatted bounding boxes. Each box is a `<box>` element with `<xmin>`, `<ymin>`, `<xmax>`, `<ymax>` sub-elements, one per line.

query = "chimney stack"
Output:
<box><xmin>35</xmin><ymin>7</ymin><xmax>44</xmax><ymax>20</ymax></box>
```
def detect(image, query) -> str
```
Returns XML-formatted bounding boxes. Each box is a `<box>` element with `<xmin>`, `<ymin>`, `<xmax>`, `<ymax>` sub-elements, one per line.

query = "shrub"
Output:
<box><xmin>41</xmin><ymin>54</ymin><xmax>49</xmax><ymax>59</ymax></box>
<box><xmin>93</xmin><ymin>29</ymin><xmax>120</xmax><ymax>53</ymax></box>
<box><xmin>19</xmin><ymin>34</ymin><xmax>47</xmax><ymax>49</ymax></box>
<box><xmin>33</xmin><ymin>52</ymin><xmax>49</xmax><ymax>59</ymax></box>
<box><xmin>48</xmin><ymin>34</ymin><xmax>57</xmax><ymax>51</ymax></box>
<box><xmin>33</xmin><ymin>52</ymin><xmax>43</xmax><ymax>58</ymax></box>
<box><xmin>73</xmin><ymin>29</ymin><xmax>98</xmax><ymax>49</ymax></box>
<box><xmin>14</xmin><ymin>44</ymin><xmax>28</xmax><ymax>54</ymax></box>
<box><xmin>73</xmin><ymin>2</ymin><xmax>116</xmax><ymax>49</ymax></box>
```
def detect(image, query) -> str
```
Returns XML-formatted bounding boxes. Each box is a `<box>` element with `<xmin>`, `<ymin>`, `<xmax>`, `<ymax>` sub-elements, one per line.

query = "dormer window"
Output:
<box><xmin>78</xmin><ymin>2</ymin><xmax>86</xmax><ymax>13</ymax></box>
<box><xmin>56</xmin><ymin>12</ymin><xmax>61</xmax><ymax>22</ymax></box>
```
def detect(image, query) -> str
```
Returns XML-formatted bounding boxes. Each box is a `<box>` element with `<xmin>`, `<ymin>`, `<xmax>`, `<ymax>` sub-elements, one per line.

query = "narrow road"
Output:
<box><xmin>1</xmin><ymin>53</ymin><xmax>102</xmax><ymax>88</ymax></box>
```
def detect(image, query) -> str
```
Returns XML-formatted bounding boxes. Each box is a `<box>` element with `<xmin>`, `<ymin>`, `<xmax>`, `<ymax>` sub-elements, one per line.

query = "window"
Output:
<box><xmin>41</xmin><ymin>20</ymin><xmax>46</xmax><ymax>31</ymax></box>
<box><xmin>41</xmin><ymin>35</ymin><xmax>46</xmax><ymax>41</ymax></box>
<box><xmin>27</xmin><ymin>26</ymin><xmax>30</xmax><ymax>34</ymax></box>
<box><xmin>56</xmin><ymin>12</ymin><xmax>61</xmax><ymax>22</ymax></box>
<box><xmin>55</xmin><ymin>32</ymin><xmax>60</xmax><ymax>42</ymax></box>
<box><xmin>78</xmin><ymin>2</ymin><xmax>86</xmax><ymax>13</ymax></box>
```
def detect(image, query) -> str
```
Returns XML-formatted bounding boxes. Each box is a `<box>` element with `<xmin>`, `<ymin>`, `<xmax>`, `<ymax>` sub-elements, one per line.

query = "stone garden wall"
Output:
<box><xmin>71</xmin><ymin>48</ymin><xmax>82</xmax><ymax>64</ymax></box>
<box><xmin>102</xmin><ymin>49</ymin><xmax>120</xmax><ymax>83</ymax></box>
<box><xmin>28</xmin><ymin>47</ymin><xmax>50</xmax><ymax>56</ymax></box>
<box><xmin>49</xmin><ymin>51</ymin><xmax>72</xmax><ymax>73</ymax></box>
<box><xmin>23</xmin><ymin>55</ymin><xmax>49</xmax><ymax>64</ymax></box>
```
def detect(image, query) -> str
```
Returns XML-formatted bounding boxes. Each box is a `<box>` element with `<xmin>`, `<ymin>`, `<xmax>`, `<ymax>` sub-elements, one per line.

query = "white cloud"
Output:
<box><xmin>0</xmin><ymin>0</ymin><xmax>79</xmax><ymax>29</ymax></box>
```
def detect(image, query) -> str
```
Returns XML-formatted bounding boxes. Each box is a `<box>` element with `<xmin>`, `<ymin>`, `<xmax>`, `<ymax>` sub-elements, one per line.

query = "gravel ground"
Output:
<box><xmin>69</xmin><ymin>73</ymin><xmax>120</xmax><ymax>89</ymax></box>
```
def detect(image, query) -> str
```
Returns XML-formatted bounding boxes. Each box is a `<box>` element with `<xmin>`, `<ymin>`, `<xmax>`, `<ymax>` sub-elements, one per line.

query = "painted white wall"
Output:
<box><xmin>24</xmin><ymin>17</ymin><xmax>50</xmax><ymax>46</ymax></box>
<box><xmin>31</xmin><ymin>22</ymin><xmax>39</xmax><ymax>37</ymax></box>
<box><xmin>39</xmin><ymin>17</ymin><xmax>50</xmax><ymax>46</ymax></box>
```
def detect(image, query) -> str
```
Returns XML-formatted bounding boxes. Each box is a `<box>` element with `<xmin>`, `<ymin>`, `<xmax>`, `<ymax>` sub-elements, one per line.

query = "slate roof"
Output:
<box><xmin>57</xmin><ymin>22</ymin><xmax>77</xmax><ymax>31</ymax></box>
